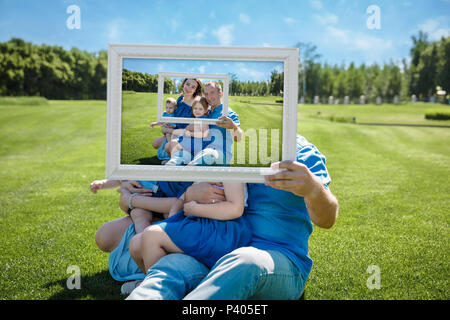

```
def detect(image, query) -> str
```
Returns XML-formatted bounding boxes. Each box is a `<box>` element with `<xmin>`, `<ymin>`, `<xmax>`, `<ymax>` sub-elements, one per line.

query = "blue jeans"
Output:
<box><xmin>126</xmin><ymin>247</ymin><xmax>306</xmax><ymax>300</ymax></box>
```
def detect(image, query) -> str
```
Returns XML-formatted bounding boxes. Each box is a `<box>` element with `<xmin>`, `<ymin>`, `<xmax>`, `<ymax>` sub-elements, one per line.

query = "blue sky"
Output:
<box><xmin>1</xmin><ymin>0</ymin><xmax>449</xmax><ymax>69</ymax></box>
<box><xmin>123</xmin><ymin>58</ymin><xmax>284</xmax><ymax>82</ymax></box>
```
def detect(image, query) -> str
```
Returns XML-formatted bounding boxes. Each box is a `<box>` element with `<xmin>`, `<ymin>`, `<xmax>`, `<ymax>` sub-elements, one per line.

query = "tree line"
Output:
<box><xmin>122</xmin><ymin>69</ymin><xmax>175</xmax><ymax>94</ymax></box>
<box><xmin>295</xmin><ymin>34</ymin><xmax>450</xmax><ymax>104</ymax></box>
<box><xmin>1</xmin><ymin>35</ymin><xmax>449</xmax><ymax>103</ymax></box>
<box><xmin>0</xmin><ymin>38</ymin><xmax>107</xmax><ymax>99</ymax></box>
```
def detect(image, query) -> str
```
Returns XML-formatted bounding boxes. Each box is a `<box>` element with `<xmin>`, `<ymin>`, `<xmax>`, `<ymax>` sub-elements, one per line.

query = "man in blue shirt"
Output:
<box><xmin>126</xmin><ymin>134</ymin><xmax>339</xmax><ymax>300</ymax></box>
<box><xmin>187</xmin><ymin>81</ymin><xmax>243</xmax><ymax>166</ymax></box>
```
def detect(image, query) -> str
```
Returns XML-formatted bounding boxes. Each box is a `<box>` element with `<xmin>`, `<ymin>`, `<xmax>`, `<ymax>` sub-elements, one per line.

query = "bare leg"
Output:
<box><xmin>130</xmin><ymin>208</ymin><xmax>153</xmax><ymax>234</ymax></box>
<box><xmin>141</xmin><ymin>225</ymin><xmax>184</xmax><ymax>272</ymax></box>
<box><xmin>152</xmin><ymin>136</ymin><xmax>165</xmax><ymax>149</ymax></box>
<box><xmin>165</xmin><ymin>140</ymin><xmax>180</xmax><ymax>156</ymax></box>
<box><xmin>129</xmin><ymin>233</ymin><xmax>146</xmax><ymax>273</ymax></box>
<box><xmin>95</xmin><ymin>216</ymin><xmax>132</xmax><ymax>252</ymax></box>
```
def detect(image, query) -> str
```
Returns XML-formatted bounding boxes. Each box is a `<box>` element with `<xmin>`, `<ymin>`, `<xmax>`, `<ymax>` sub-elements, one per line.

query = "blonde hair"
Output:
<box><xmin>166</xmin><ymin>97</ymin><xmax>177</xmax><ymax>106</ymax></box>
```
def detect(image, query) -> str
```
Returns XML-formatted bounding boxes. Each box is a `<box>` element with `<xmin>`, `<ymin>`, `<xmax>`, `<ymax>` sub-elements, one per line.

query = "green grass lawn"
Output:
<box><xmin>121</xmin><ymin>92</ymin><xmax>283</xmax><ymax>166</ymax></box>
<box><xmin>0</xmin><ymin>96</ymin><xmax>449</xmax><ymax>300</ymax></box>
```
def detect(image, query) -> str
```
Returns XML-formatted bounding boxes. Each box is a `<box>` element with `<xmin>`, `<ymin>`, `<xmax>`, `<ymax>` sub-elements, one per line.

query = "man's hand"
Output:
<box><xmin>185</xmin><ymin>182</ymin><xmax>225</xmax><ymax>204</ymax></box>
<box><xmin>121</xmin><ymin>181</ymin><xmax>153</xmax><ymax>196</ymax></box>
<box><xmin>264</xmin><ymin>161</ymin><xmax>322</xmax><ymax>198</ymax></box>
<box><xmin>215</xmin><ymin>116</ymin><xmax>237</xmax><ymax>130</ymax></box>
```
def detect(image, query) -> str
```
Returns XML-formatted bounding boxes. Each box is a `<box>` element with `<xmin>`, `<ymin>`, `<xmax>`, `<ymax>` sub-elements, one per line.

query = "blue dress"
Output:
<box><xmin>155</xmin><ymin>211</ymin><xmax>251</xmax><ymax>268</ymax></box>
<box><xmin>173</xmin><ymin>96</ymin><xmax>193</xmax><ymax>129</ymax></box>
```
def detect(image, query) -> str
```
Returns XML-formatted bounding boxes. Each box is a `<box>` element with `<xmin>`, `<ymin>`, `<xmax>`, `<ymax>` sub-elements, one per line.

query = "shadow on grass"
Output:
<box><xmin>123</xmin><ymin>156</ymin><xmax>162</xmax><ymax>165</ymax></box>
<box><xmin>44</xmin><ymin>270</ymin><xmax>123</xmax><ymax>300</ymax></box>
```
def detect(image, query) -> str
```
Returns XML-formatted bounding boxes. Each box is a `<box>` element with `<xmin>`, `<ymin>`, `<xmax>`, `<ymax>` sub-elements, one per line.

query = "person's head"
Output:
<box><xmin>204</xmin><ymin>81</ymin><xmax>223</xmax><ymax>108</ymax></box>
<box><xmin>181</xmin><ymin>78</ymin><xmax>202</xmax><ymax>98</ymax></box>
<box><xmin>191</xmin><ymin>96</ymin><xmax>209</xmax><ymax>118</ymax></box>
<box><xmin>165</xmin><ymin>97</ymin><xmax>177</xmax><ymax>114</ymax></box>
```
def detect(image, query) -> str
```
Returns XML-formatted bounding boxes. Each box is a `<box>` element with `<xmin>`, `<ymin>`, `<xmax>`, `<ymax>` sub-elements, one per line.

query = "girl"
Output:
<box><xmin>129</xmin><ymin>182</ymin><xmax>251</xmax><ymax>278</ymax></box>
<box><xmin>166</xmin><ymin>96</ymin><xmax>210</xmax><ymax>166</ymax></box>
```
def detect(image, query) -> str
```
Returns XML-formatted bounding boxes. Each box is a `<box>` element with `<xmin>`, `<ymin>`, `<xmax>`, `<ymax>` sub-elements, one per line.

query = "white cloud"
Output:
<box><xmin>168</xmin><ymin>19</ymin><xmax>178</xmax><ymax>33</ymax></box>
<box><xmin>184</xmin><ymin>27</ymin><xmax>207</xmax><ymax>43</ymax></box>
<box><xmin>314</xmin><ymin>12</ymin><xmax>338</xmax><ymax>25</ymax></box>
<box><xmin>212</xmin><ymin>24</ymin><xmax>234</xmax><ymax>46</ymax></box>
<box><xmin>418</xmin><ymin>18</ymin><xmax>450</xmax><ymax>40</ymax></box>
<box><xmin>239</xmin><ymin>13</ymin><xmax>250</xmax><ymax>24</ymax></box>
<box><xmin>325</xmin><ymin>26</ymin><xmax>392</xmax><ymax>62</ymax></box>
<box><xmin>262</xmin><ymin>42</ymin><xmax>271</xmax><ymax>47</ymax></box>
<box><xmin>239</xmin><ymin>67</ymin><xmax>265</xmax><ymax>81</ymax></box>
<box><xmin>283</xmin><ymin>17</ymin><xmax>296</xmax><ymax>25</ymax></box>
<box><xmin>310</xmin><ymin>0</ymin><xmax>323</xmax><ymax>10</ymax></box>
<box><xmin>198</xmin><ymin>65</ymin><xmax>206</xmax><ymax>73</ymax></box>
<box><xmin>105</xmin><ymin>19</ymin><xmax>124</xmax><ymax>42</ymax></box>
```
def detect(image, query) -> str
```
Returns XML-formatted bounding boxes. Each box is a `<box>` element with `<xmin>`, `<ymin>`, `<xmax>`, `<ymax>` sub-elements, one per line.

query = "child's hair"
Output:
<box><xmin>204</xmin><ymin>81</ymin><xmax>222</xmax><ymax>94</ymax></box>
<box><xmin>181</xmin><ymin>78</ymin><xmax>203</xmax><ymax>97</ymax></box>
<box><xmin>166</xmin><ymin>97</ymin><xmax>177</xmax><ymax>107</ymax></box>
<box><xmin>192</xmin><ymin>96</ymin><xmax>209</xmax><ymax>113</ymax></box>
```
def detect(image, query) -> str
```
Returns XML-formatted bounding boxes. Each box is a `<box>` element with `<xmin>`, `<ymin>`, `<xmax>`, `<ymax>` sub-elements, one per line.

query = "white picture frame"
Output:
<box><xmin>157</xmin><ymin>72</ymin><xmax>229</xmax><ymax>125</ymax></box>
<box><xmin>106</xmin><ymin>44</ymin><xmax>298</xmax><ymax>183</ymax></box>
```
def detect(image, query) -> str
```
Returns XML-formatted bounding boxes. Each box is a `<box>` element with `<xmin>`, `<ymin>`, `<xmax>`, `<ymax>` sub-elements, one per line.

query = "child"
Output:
<box><xmin>151</xmin><ymin>97</ymin><xmax>177</xmax><ymax>143</ymax></box>
<box><xmin>131</xmin><ymin>182</ymin><xmax>251</xmax><ymax>276</ymax></box>
<box><xmin>90</xmin><ymin>179</ymin><xmax>162</xmax><ymax>233</ymax></box>
<box><xmin>165</xmin><ymin>96</ymin><xmax>210</xmax><ymax>166</ymax></box>
<box><xmin>91</xmin><ymin>178</ymin><xmax>193</xmax><ymax>294</ymax></box>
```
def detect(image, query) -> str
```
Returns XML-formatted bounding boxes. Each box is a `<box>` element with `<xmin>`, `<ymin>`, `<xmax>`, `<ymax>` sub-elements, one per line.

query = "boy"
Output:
<box><xmin>151</xmin><ymin>97</ymin><xmax>177</xmax><ymax>143</ymax></box>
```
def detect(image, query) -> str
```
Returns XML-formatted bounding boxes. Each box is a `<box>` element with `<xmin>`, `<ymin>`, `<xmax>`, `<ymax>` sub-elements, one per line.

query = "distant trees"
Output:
<box><xmin>296</xmin><ymin>33</ymin><xmax>450</xmax><ymax>103</ymax></box>
<box><xmin>122</xmin><ymin>69</ymin><xmax>175</xmax><ymax>93</ymax></box>
<box><xmin>0</xmin><ymin>38</ymin><xmax>107</xmax><ymax>99</ymax></box>
<box><xmin>1</xmin><ymin>34</ymin><xmax>449</xmax><ymax>103</ymax></box>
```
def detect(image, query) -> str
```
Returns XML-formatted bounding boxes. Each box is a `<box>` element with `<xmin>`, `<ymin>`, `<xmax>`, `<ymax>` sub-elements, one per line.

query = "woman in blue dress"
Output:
<box><xmin>153</xmin><ymin>78</ymin><xmax>203</xmax><ymax>160</ymax></box>
<box><xmin>130</xmin><ymin>182</ymin><xmax>251</xmax><ymax>275</ymax></box>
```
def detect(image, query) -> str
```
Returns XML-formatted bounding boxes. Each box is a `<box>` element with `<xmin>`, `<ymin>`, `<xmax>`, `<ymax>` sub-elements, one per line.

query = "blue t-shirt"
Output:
<box><xmin>162</xmin><ymin>111</ymin><xmax>176</xmax><ymax>127</ymax></box>
<box><xmin>205</xmin><ymin>104</ymin><xmax>240</xmax><ymax>162</ymax></box>
<box><xmin>244</xmin><ymin>134</ymin><xmax>332</xmax><ymax>281</ymax></box>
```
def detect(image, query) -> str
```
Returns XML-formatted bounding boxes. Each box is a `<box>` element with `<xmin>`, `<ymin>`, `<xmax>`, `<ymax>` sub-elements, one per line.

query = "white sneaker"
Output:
<box><xmin>120</xmin><ymin>280</ymin><xmax>142</xmax><ymax>295</ymax></box>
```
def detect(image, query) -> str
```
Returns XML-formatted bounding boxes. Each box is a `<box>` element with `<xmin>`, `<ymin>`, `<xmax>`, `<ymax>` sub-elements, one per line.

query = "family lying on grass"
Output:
<box><xmin>90</xmin><ymin>78</ymin><xmax>339</xmax><ymax>299</ymax></box>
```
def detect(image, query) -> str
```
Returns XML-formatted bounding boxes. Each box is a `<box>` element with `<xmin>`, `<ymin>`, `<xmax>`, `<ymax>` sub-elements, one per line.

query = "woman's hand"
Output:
<box><xmin>185</xmin><ymin>182</ymin><xmax>225</xmax><ymax>204</ymax></box>
<box><xmin>121</xmin><ymin>181</ymin><xmax>153</xmax><ymax>196</ymax></box>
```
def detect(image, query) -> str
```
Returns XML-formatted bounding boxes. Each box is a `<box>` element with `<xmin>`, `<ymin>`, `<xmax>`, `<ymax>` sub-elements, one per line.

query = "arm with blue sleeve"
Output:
<box><xmin>264</xmin><ymin>139</ymin><xmax>339</xmax><ymax>229</ymax></box>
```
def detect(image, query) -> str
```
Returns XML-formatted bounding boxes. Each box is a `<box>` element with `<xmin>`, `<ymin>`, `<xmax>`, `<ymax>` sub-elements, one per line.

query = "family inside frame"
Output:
<box><xmin>106</xmin><ymin>44</ymin><xmax>299</xmax><ymax>183</ymax></box>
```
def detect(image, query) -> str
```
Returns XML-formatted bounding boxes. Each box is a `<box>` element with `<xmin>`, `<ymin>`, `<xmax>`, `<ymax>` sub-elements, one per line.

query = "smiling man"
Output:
<box><xmin>187</xmin><ymin>81</ymin><xmax>243</xmax><ymax>166</ymax></box>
